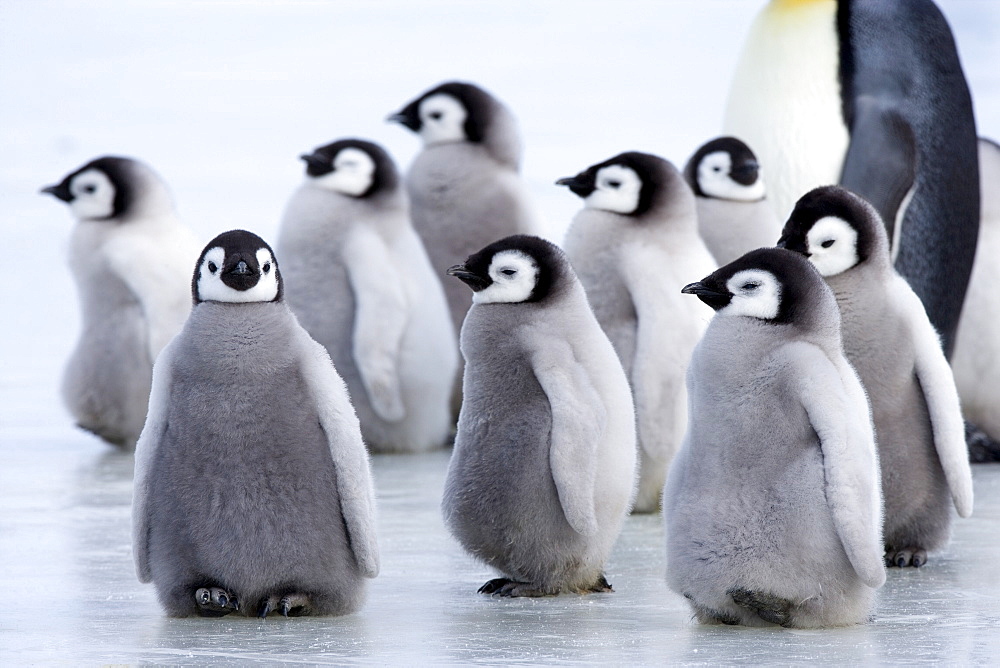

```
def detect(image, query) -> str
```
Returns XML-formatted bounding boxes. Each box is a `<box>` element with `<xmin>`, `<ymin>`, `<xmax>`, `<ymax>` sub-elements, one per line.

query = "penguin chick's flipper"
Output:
<box><xmin>885</xmin><ymin>547</ymin><xmax>928</xmax><ymax>569</ymax></box>
<box><xmin>728</xmin><ymin>588</ymin><xmax>793</xmax><ymax>627</ymax></box>
<box><xmin>194</xmin><ymin>587</ymin><xmax>239</xmax><ymax>617</ymax></box>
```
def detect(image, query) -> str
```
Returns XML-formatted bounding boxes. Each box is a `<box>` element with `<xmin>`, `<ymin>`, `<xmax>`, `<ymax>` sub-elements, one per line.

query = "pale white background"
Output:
<box><xmin>1</xmin><ymin>3</ymin><xmax>999</xmax><ymax>663</ymax></box>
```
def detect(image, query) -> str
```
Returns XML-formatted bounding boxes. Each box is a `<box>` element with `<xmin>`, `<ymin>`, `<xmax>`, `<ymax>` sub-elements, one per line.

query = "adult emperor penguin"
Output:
<box><xmin>558</xmin><ymin>151</ymin><xmax>716</xmax><ymax>513</ymax></box>
<box><xmin>778</xmin><ymin>186</ymin><xmax>974</xmax><ymax>567</ymax></box>
<box><xmin>41</xmin><ymin>156</ymin><xmax>201</xmax><ymax>449</ymax></box>
<box><xmin>953</xmin><ymin>138</ymin><xmax>1000</xmax><ymax>458</ymax></box>
<box><xmin>388</xmin><ymin>81</ymin><xmax>542</xmax><ymax>336</ymax></box>
<box><xmin>132</xmin><ymin>230</ymin><xmax>379</xmax><ymax>617</ymax></box>
<box><xmin>725</xmin><ymin>0</ymin><xmax>980</xmax><ymax>358</ymax></box>
<box><xmin>275</xmin><ymin>138</ymin><xmax>458</xmax><ymax>453</ymax></box>
<box><xmin>665</xmin><ymin>247</ymin><xmax>885</xmax><ymax>627</ymax></box>
<box><xmin>443</xmin><ymin>235</ymin><xmax>636</xmax><ymax>597</ymax></box>
<box><xmin>683</xmin><ymin>136</ymin><xmax>783</xmax><ymax>265</ymax></box>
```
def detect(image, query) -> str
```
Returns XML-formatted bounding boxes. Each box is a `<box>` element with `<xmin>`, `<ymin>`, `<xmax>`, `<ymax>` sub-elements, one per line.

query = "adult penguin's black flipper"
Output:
<box><xmin>837</xmin><ymin>0</ymin><xmax>980</xmax><ymax>359</ymax></box>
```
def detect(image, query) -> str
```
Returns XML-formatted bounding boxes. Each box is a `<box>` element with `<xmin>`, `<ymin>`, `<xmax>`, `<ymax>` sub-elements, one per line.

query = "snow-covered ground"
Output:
<box><xmin>1</xmin><ymin>1</ymin><xmax>998</xmax><ymax>664</ymax></box>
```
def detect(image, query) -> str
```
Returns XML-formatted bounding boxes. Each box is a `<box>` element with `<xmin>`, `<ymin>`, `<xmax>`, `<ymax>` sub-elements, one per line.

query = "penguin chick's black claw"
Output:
<box><xmin>588</xmin><ymin>574</ymin><xmax>613</xmax><ymax>593</ymax></box>
<box><xmin>194</xmin><ymin>587</ymin><xmax>237</xmax><ymax>617</ymax></box>
<box><xmin>478</xmin><ymin>578</ymin><xmax>515</xmax><ymax>595</ymax></box>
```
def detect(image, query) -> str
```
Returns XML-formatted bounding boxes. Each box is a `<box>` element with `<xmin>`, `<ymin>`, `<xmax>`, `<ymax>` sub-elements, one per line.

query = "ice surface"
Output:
<box><xmin>2</xmin><ymin>442</ymin><xmax>1000</xmax><ymax>664</ymax></box>
<box><xmin>2</xmin><ymin>1</ymin><xmax>999</xmax><ymax>664</ymax></box>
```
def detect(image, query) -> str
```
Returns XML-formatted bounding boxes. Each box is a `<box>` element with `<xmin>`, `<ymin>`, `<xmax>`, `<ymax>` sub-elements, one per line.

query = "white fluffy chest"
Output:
<box><xmin>724</xmin><ymin>0</ymin><xmax>849</xmax><ymax>219</ymax></box>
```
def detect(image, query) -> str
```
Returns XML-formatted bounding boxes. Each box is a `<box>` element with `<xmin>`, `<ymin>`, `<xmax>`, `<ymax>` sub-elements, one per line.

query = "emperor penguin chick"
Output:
<box><xmin>558</xmin><ymin>151</ymin><xmax>717</xmax><ymax>513</ymax></box>
<box><xmin>666</xmin><ymin>248</ymin><xmax>885</xmax><ymax>628</ymax></box>
<box><xmin>388</xmin><ymin>81</ymin><xmax>542</xmax><ymax>336</ymax></box>
<box><xmin>443</xmin><ymin>235</ymin><xmax>636</xmax><ymax>597</ymax></box>
<box><xmin>276</xmin><ymin>138</ymin><xmax>458</xmax><ymax>453</ymax></box>
<box><xmin>41</xmin><ymin>156</ymin><xmax>201</xmax><ymax>449</ymax></box>
<box><xmin>132</xmin><ymin>230</ymin><xmax>379</xmax><ymax>618</ymax></box>
<box><xmin>683</xmin><ymin>136</ymin><xmax>783</xmax><ymax>265</ymax></box>
<box><xmin>778</xmin><ymin>186</ymin><xmax>974</xmax><ymax>567</ymax></box>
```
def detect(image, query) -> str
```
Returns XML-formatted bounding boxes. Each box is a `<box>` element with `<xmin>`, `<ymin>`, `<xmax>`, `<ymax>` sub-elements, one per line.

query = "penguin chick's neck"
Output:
<box><xmin>185</xmin><ymin>301</ymin><xmax>297</xmax><ymax>367</ymax></box>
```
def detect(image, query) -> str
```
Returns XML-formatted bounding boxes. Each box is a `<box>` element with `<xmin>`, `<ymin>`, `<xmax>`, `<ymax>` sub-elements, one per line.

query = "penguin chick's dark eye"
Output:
<box><xmin>821</xmin><ymin>239</ymin><xmax>836</xmax><ymax>248</ymax></box>
<box><xmin>429</xmin><ymin>111</ymin><xmax>443</xmax><ymax>120</ymax></box>
<box><xmin>500</xmin><ymin>269</ymin><xmax>517</xmax><ymax>277</ymax></box>
<box><xmin>606</xmin><ymin>180</ymin><xmax>621</xmax><ymax>189</ymax></box>
<box><xmin>262</xmin><ymin>262</ymin><xmax>271</xmax><ymax>274</ymax></box>
<box><xmin>712</xmin><ymin>167</ymin><xmax>722</xmax><ymax>173</ymax></box>
<box><xmin>83</xmin><ymin>184</ymin><xmax>97</xmax><ymax>194</ymax></box>
<box><xmin>207</xmin><ymin>261</ymin><xmax>218</xmax><ymax>274</ymax></box>
<box><xmin>742</xmin><ymin>282</ymin><xmax>760</xmax><ymax>291</ymax></box>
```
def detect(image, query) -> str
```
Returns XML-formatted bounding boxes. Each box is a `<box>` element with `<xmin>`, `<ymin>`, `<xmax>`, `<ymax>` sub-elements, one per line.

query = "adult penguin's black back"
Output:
<box><xmin>837</xmin><ymin>0</ymin><xmax>979</xmax><ymax>358</ymax></box>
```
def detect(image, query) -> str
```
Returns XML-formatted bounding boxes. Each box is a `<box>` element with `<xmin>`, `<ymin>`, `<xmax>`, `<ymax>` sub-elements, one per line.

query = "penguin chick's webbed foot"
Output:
<box><xmin>194</xmin><ymin>587</ymin><xmax>239</xmax><ymax>617</ymax></box>
<box><xmin>728</xmin><ymin>587</ymin><xmax>793</xmax><ymax>627</ymax></box>
<box><xmin>477</xmin><ymin>578</ymin><xmax>556</xmax><ymax>598</ymax></box>
<box><xmin>586</xmin><ymin>574</ymin><xmax>614</xmax><ymax>593</ymax></box>
<box><xmin>258</xmin><ymin>593</ymin><xmax>313</xmax><ymax>617</ymax></box>
<box><xmin>966</xmin><ymin>421</ymin><xmax>1000</xmax><ymax>463</ymax></box>
<box><xmin>886</xmin><ymin>547</ymin><xmax>928</xmax><ymax>568</ymax></box>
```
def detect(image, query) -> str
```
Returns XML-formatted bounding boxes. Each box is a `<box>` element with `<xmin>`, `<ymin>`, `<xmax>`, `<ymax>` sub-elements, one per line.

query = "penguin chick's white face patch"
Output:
<box><xmin>196</xmin><ymin>247</ymin><xmax>279</xmax><ymax>303</ymax></box>
<box><xmin>805</xmin><ymin>216</ymin><xmax>859</xmax><ymax>277</ymax></box>
<box><xmin>313</xmin><ymin>147</ymin><xmax>376</xmax><ymax>197</ymax></box>
<box><xmin>68</xmin><ymin>168</ymin><xmax>116</xmax><ymax>220</ymax></box>
<box><xmin>721</xmin><ymin>269</ymin><xmax>781</xmax><ymax>320</ymax></box>
<box><xmin>417</xmin><ymin>93</ymin><xmax>468</xmax><ymax>145</ymax></box>
<box><xmin>697</xmin><ymin>151</ymin><xmax>766</xmax><ymax>201</ymax></box>
<box><xmin>584</xmin><ymin>164</ymin><xmax>643</xmax><ymax>214</ymax></box>
<box><xmin>473</xmin><ymin>250</ymin><xmax>539</xmax><ymax>304</ymax></box>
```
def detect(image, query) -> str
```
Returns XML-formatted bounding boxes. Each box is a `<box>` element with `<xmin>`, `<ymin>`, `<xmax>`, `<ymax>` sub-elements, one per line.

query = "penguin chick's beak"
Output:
<box><xmin>386</xmin><ymin>110</ymin><xmax>420</xmax><ymax>131</ymax></box>
<box><xmin>447</xmin><ymin>264</ymin><xmax>490</xmax><ymax>292</ymax></box>
<box><xmin>40</xmin><ymin>183</ymin><xmax>73</xmax><ymax>202</ymax></box>
<box><xmin>775</xmin><ymin>234</ymin><xmax>809</xmax><ymax>256</ymax></box>
<box><xmin>300</xmin><ymin>152</ymin><xmax>329</xmax><ymax>172</ymax></box>
<box><xmin>221</xmin><ymin>258</ymin><xmax>259</xmax><ymax>291</ymax></box>
<box><xmin>555</xmin><ymin>175</ymin><xmax>595</xmax><ymax>198</ymax></box>
<box><xmin>681</xmin><ymin>281</ymin><xmax>732</xmax><ymax>310</ymax></box>
<box><xmin>729</xmin><ymin>161</ymin><xmax>759</xmax><ymax>185</ymax></box>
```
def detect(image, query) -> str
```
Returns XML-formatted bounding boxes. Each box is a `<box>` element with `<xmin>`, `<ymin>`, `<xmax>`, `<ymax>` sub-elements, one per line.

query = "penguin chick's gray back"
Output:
<box><xmin>560</xmin><ymin>151</ymin><xmax>716</xmax><ymax>513</ymax></box>
<box><xmin>443</xmin><ymin>235</ymin><xmax>636</xmax><ymax>596</ymax></box>
<box><xmin>277</xmin><ymin>138</ymin><xmax>457</xmax><ymax>454</ymax></box>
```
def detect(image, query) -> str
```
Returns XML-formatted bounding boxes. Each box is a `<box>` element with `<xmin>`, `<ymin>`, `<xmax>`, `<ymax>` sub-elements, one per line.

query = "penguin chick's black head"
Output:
<box><xmin>776</xmin><ymin>185</ymin><xmax>879</xmax><ymax>269</ymax></box>
<box><xmin>299</xmin><ymin>138</ymin><xmax>399</xmax><ymax>196</ymax></box>
<box><xmin>40</xmin><ymin>155</ymin><xmax>137</xmax><ymax>219</ymax></box>
<box><xmin>192</xmin><ymin>229</ymin><xmax>283</xmax><ymax>304</ymax></box>
<box><xmin>556</xmin><ymin>151</ymin><xmax>671</xmax><ymax>217</ymax></box>
<box><xmin>447</xmin><ymin>234</ymin><xmax>563</xmax><ymax>304</ymax></box>
<box><xmin>683</xmin><ymin>136</ymin><xmax>760</xmax><ymax>196</ymax></box>
<box><xmin>682</xmin><ymin>247</ymin><xmax>824</xmax><ymax>326</ymax></box>
<box><xmin>387</xmin><ymin>81</ymin><xmax>494</xmax><ymax>143</ymax></box>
